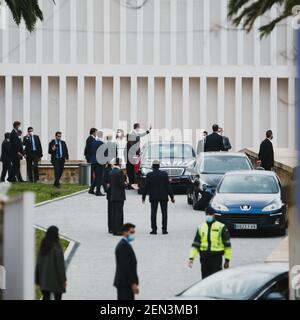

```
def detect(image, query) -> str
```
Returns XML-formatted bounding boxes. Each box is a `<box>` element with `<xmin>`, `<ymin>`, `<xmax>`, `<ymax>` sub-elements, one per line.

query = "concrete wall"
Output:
<box><xmin>0</xmin><ymin>0</ymin><xmax>296</xmax><ymax>160</ymax></box>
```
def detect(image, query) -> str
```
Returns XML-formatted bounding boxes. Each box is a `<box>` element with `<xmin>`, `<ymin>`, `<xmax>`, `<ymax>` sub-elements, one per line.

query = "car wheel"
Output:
<box><xmin>192</xmin><ymin>191</ymin><xmax>199</xmax><ymax>210</ymax></box>
<box><xmin>277</xmin><ymin>227</ymin><xmax>287</xmax><ymax>237</ymax></box>
<box><xmin>187</xmin><ymin>190</ymin><xmax>193</xmax><ymax>205</ymax></box>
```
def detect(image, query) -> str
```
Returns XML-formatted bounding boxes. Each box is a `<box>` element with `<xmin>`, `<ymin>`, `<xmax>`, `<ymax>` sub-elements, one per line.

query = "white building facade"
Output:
<box><xmin>0</xmin><ymin>0</ymin><xmax>296</xmax><ymax>160</ymax></box>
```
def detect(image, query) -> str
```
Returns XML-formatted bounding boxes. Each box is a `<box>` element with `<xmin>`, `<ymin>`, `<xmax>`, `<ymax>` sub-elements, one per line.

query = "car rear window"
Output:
<box><xmin>145</xmin><ymin>144</ymin><xmax>195</xmax><ymax>159</ymax></box>
<box><xmin>200</xmin><ymin>156</ymin><xmax>252</xmax><ymax>174</ymax></box>
<box><xmin>219</xmin><ymin>175</ymin><xmax>279</xmax><ymax>194</ymax></box>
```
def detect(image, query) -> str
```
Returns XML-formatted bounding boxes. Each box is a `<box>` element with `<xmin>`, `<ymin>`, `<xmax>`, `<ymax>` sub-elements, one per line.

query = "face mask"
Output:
<box><xmin>127</xmin><ymin>235</ymin><xmax>135</xmax><ymax>242</ymax></box>
<box><xmin>18</xmin><ymin>126</ymin><xmax>22</xmax><ymax>131</ymax></box>
<box><xmin>29</xmin><ymin>132</ymin><xmax>33</xmax><ymax>136</ymax></box>
<box><xmin>206</xmin><ymin>216</ymin><xmax>215</xmax><ymax>223</ymax></box>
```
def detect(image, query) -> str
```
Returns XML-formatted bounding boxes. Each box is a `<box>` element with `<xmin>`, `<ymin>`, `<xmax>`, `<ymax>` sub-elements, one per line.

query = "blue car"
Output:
<box><xmin>207</xmin><ymin>170</ymin><xmax>287</xmax><ymax>236</ymax></box>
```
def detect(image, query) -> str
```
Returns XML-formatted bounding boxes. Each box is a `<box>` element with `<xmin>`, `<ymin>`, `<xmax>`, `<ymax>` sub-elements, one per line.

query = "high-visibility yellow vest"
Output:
<box><xmin>190</xmin><ymin>221</ymin><xmax>232</xmax><ymax>261</ymax></box>
<box><xmin>199</xmin><ymin>221</ymin><xmax>225</xmax><ymax>253</ymax></box>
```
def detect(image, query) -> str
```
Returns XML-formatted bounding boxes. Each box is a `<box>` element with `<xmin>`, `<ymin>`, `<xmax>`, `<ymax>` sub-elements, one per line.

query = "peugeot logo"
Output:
<box><xmin>241</xmin><ymin>205</ymin><xmax>251</xmax><ymax>211</ymax></box>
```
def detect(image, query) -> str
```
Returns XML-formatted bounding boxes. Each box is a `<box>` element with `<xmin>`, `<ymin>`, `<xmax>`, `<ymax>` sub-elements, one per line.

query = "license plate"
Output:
<box><xmin>234</xmin><ymin>224</ymin><xmax>257</xmax><ymax>230</ymax></box>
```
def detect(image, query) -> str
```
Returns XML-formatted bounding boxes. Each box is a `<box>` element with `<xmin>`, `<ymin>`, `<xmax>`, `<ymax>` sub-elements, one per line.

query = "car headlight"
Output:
<box><xmin>262</xmin><ymin>200</ymin><xmax>282</xmax><ymax>212</ymax></box>
<box><xmin>211</xmin><ymin>199</ymin><xmax>229</xmax><ymax>212</ymax></box>
<box><xmin>141</xmin><ymin>167</ymin><xmax>152</xmax><ymax>176</ymax></box>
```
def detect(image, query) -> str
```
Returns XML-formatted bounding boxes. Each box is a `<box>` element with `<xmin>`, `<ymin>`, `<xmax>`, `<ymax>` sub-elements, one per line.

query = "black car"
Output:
<box><xmin>137</xmin><ymin>142</ymin><xmax>196</xmax><ymax>194</ymax></box>
<box><xmin>206</xmin><ymin>170</ymin><xmax>287</xmax><ymax>236</ymax></box>
<box><xmin>173</xmin><ymin>263</ymin><xmax>288</xmax><ymax>300</ymax></box>
<box><xmin>186</xmin><ymin>152</ymin><xmax>253</xmax><ymax>210</ymax></box>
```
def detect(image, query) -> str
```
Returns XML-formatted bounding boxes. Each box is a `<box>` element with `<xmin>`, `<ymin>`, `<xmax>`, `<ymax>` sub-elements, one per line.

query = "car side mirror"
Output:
<box><xmin>264</xmin><ymin>292</ymin><xmax>285</xmax><ymax>300</ymax></box>
<box><xmin>255</xmin><ymin>166</ymin><xmax>265</xmax><ymax>171</ymax></box>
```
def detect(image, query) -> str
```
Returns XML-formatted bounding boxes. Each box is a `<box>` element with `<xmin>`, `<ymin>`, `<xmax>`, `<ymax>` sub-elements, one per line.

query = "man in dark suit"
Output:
<box><xmin>258</xmin><ymin>130</ymin><xmax>274</xmax><ymax>171</ymax></box>
<box><xmin>142</xmin><ymin>160</ymin><xmax>175</xmax><ymax>235</ymax></box>
<box><xmin>1</xmin><ymin>133</ymin><xmax>12</xmax><ymax>182</ymax></box>
<box><xmin>196</xmin><ymin>131</ymin><xmax>208</xmax><ymax>154</ymax></box>
<box><xmin>104</xmin><ymin>162</ymin><xmax>113</xmax><ymax>233</ymax></box>
<box><xmin>218</xmin><ymin>127</ymin><xmax>232</xmax><ymax>152</ymax></box>
<box><xmin>108</xmin><ymin>158</ymin><xmax>127</xmax><ymax>235</ymax></box>
<box><xmin>84</xmin><ymin>128</ymin><xmax>97</xmax><ymax>185</ymax></box>
<box><xmin>8</xmin><ymin>121</ymin><xmax>25</xmax><ymax>182</ymax></box>
<box><xmin>23</xmin><ymin>127</ymin><xmax>43</xmax><ymax>182</ymax></box>
<box><xmin>114</xmin><ymin>223</ymin><xmax>139</xmax><ymax>300</ymax></box>
<box><xmin>88</xmin><ymin>131</ymin><xmax>105</xmax><ymax>196</ymax></box>
<box><xmin>204</xmin><ymin>124</ymin><xmax>225</xmax><ymax>152</ymax></box>
<box><xmin>48</xmin><ymin>132</ymin><xmax>69</xmax><ymax>188</ymax></box>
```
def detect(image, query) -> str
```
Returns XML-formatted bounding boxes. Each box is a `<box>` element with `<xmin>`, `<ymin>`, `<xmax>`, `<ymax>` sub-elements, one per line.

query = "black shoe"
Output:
<box><xmin>95</xmin><ymin>192</ymin><xmax>105</xmax><ymax>196</ymax></box>
<box><xmin>150</xmin><ymin>231</ymin><xmax>157</xmax><ymax>235</ymax></box>
<box><xmin>162</xmin><ymin>230</ymin><xmax>168</xmax><ymax>235</ymax></box>
<box><xmin>88</xmin><ymin>190</ymin><xmax>95</xmax><ymax>195</ymax></box>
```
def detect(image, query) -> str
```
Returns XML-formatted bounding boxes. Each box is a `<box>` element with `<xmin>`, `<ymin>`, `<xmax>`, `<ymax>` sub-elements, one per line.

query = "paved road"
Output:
<box><xmin>34</xmin><ymin>191</ymin><xmax>284</xmax><ymax>300</ymax></box>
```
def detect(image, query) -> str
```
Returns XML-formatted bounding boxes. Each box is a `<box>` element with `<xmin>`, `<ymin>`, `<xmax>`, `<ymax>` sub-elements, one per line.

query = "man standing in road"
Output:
<box><xmin>108</xmin><ymin>158</ymin><xmax>127</xmax><ymax>235</ymax></box>
<box><xmin>258</xmin><ymin>130</ymin><xmax>274</xmax><ymax>171</ymax></box>
<box><xmin>8</xmin><ymin>121</ymin><xmax>25</xmax><ymax>182</ymax></box>
<box><xmin>204</xmin><ymin>124</ymin><xmax>225</xmax><ymax>152</ymax></box>
<box><xmin>142</xmin><ymin>160</ymin><xmax>175</xmax><ymax>235</ymax></box>
<box><xmin>89</xmin><ymin>131</ymin><xmax>105</xmax><ymax>196</ymax></box>
<box><xmin>84</xmin><ymin>128</ymin><xmax>97</xmax><ymax>185</ymax></box>
<box><xmin>23</xmin><ymin>127</ymin><xmax>43</xmax><ymax>182</ymax></box>
<box><xmin>48</xmin><ymin>132</ymin><xmax>69</xmax><ymax>188</ymax></box>
<box><xmin>218</xmin><ymin>127</ymin><xmax>232</xmax><ymax>152</ymax></box>
<box><xmin>114</xmin><ymin>223</ymin><xmax>139</xmax><ymax>300</ymax></box>
<box><xmin>188</xmin><ymin>212</ymin><xmax>232</xmax><ymax>279</ymax></box>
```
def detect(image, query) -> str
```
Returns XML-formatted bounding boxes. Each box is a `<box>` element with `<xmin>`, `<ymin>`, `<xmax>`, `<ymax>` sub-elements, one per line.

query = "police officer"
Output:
<box><xmin>188</xmin><ymin>212</ymin><xmax>232</xmax><ymax>279</ymax></box>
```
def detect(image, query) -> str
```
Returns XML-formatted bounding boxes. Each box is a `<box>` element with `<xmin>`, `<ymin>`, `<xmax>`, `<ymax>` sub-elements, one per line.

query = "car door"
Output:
<box><xmin>256</xmin><ymin>274</ymin><xmax>289</xmax><ymax>300</ymax></box>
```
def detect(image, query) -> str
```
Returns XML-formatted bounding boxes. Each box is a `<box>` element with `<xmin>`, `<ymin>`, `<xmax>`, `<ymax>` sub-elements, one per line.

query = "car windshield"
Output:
<box><xmin>145</xmin><ymin>144</ymin><xmax>195</xmax><ymax>159</ymax></box>
<box><xmin>219</xmin><ymin>175</ymin><xmax>279</xmax><ymax>194</ymax></box>
<box><xmin>180</xmin><ymin>268</ymin><xmax>276</xmax><ymax>300</ymax></box>
<box><xmin>200</xmin><ymin>156</ymin><xmax>252</xmax><ymax>174</ymax></box>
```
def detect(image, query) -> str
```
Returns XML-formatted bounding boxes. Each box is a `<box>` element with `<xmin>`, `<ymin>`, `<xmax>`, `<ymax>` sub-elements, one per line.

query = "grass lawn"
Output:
<box><xmin>7</xmin><ymin>182</ymin><xmax>85</xmax><ymax>299</ymax></box>
<box><xmin>8</xmin><ymin>183</ymin><xmax>87</xmax><ymax>204</ymax></box>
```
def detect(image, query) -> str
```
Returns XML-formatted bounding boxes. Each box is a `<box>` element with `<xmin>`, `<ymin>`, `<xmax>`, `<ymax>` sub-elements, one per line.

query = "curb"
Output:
<box><xmin>34</xmin><ymin>188</ymin><xmax>89</xmax><ymax>208</ymax></box>
<box><xmin>35</xmin><ymin>225</ymin><xmax>80</xmax><ymax>268</ymax></box>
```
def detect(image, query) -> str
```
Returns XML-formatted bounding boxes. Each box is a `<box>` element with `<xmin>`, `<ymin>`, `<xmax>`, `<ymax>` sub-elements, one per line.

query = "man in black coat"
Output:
<box><xmin>258</xmin><ymin>130</ymin><xmax>274</xmax><ymax>171</ymax></box>
<box><xmin>204</xmin><ymin>124</ymin><xmax>225</xmax><ymax>152</ymax></box>
<box><xmin>114</xmin><ymin>223</ymin><xmax>139</xmax><ymax>300</ymax></box>
<box><xmin>142</xmin><ymin>160</ymin><xmax>175</xmax><ymax>235</ymax></box>
<box><xmin>108</xmin><ymin>158</ymin><xmax>127</xmax><ymax>235</ymax></box>
<box><xmin>0</xmin><ymin>133</ymin><xmax>12</xmax><ymax>182</ymax></box>
<box><xmin>23</xmin><ymin>127</ymin><xmax>43</xmax><ymax>182</ymax></box>
<box><xmin>218</xmin><ymin>127</ymin><xmax>232</xmax><ymax>152</ymax></box>
<box><xmin>8</xmin><ymin>121</ymin><xmax>25</xmax><ymax>182</ymax></box>
<box><xmin>84</xmin><ymin>128</ymin><xmax>97</xmax><ymax>185</ymax></box>
<box><xmin>48</xmin><ymin>132</ymin><xmax>69</xmax><ymax>188</ymax></box>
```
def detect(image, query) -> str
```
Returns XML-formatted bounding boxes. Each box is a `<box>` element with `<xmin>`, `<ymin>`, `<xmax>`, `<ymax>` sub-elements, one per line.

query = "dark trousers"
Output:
<box><xmin>90</xmin><ymin>164</ymin><xmax>104</xmax><ymax>194</ymax></box>
<box><xmin>107</xmin><ymin>199</ymin><xmax>112</xmax><ymax>233</ymax></box>
<box><xmin>262</xmin><ymin>164</ymin><xmax>272</xmax><ymax>171</ymax></box>
<box><xmin>26</xmin><ymin>152</ymin><xmax>39</xmax><ymax>182</ymax></box>
<box><xmin>151</xmin><ymin>200</ymin><xmax>168</xmax><ymax>232</ymax></box>
<box><xmin>9</xmin><ymin>157</ymin><xmax>23</xmax><ymax>182</ymax></box>
<box><xmin>111</xmin><ymin>201</ymin><xmax>124</xmax><ymax>234</ymax></box>
<box><xmin>53</xmin><ymin>158</ymin><xmax>65</xmax><ymax>186</ymax></box>
<box><xmin>1</xmin><ymin>161</ymin><xmax>11</xmax><ymax>182</ymax></box>
<box><xmin>42</xmin><ymin>290</ymin><xmax>62</xmax><ymax>301</ymax></box>
<box><xmin>117</xmin><ymin>287</ymin><xmax>134</xmax><ymax>300</ymax></box>
<box><xmin>126</xmin><ymin>162</ymin><xmax>135</xmax><ymax>185</ymax></box>
<box><xmin>200</xmin><ymin>252</ymin><xmax>223</xmax><ymax>279</ymax></box>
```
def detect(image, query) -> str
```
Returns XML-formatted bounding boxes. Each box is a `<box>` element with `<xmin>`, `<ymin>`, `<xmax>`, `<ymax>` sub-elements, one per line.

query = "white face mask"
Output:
<box><xmin>29</xmin><ymin>132</ymin><xmax>34</xmax><ymax>136</ymax></box>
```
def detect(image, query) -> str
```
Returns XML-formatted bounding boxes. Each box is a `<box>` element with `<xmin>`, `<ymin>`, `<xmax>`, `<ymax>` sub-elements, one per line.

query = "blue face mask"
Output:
<box><xmin>206</xmin><ymin>216</ymin><xmax>215</xmax><ymax>223</ymax></box>
<box><xmin>127</xmin><ymin>235</ymin><xmax>135</xmax><ymax>242</ymax></box>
